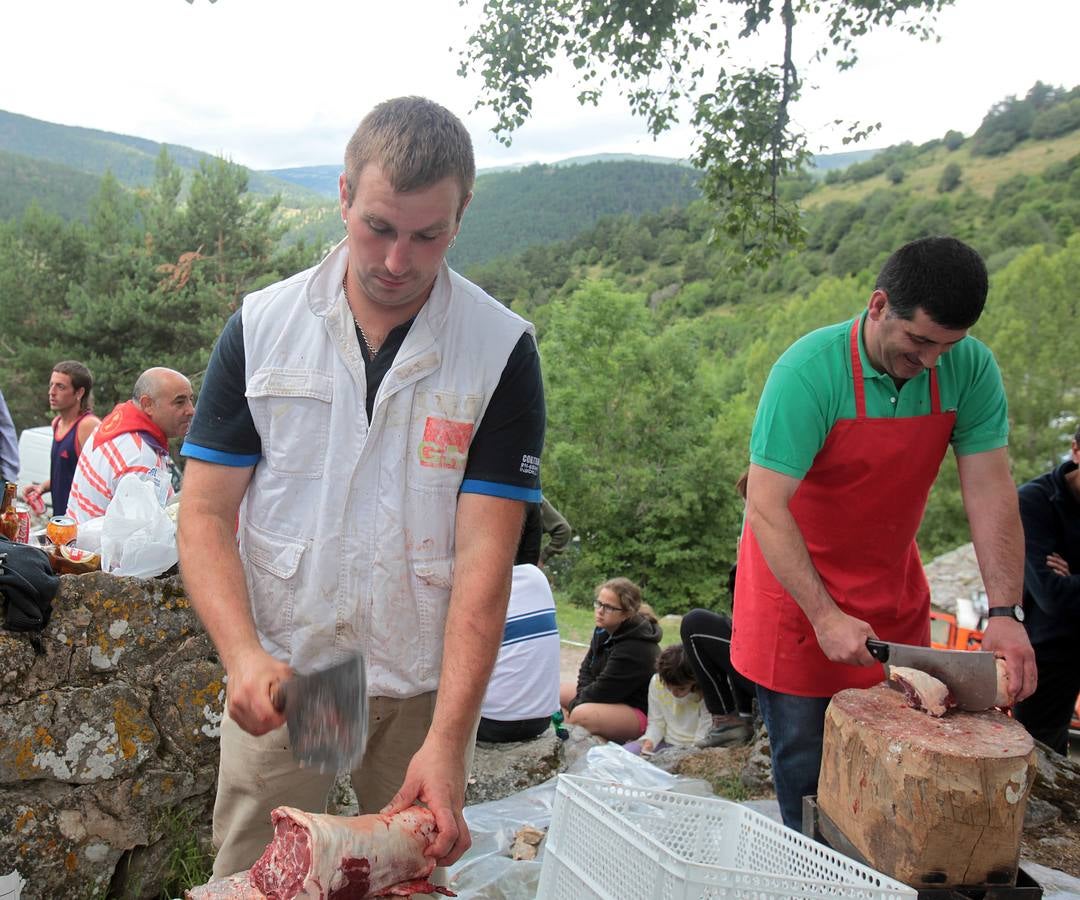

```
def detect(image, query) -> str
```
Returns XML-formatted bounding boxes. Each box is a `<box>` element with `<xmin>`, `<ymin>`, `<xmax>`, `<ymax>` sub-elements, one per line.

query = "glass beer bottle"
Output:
<box><xmin>0</xmin><ymin>482</ymin><xmax>18</xmax><ymax>541</ymax></box>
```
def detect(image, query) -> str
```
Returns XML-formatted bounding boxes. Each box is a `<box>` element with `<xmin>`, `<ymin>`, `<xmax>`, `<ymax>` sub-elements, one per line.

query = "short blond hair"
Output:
<box><xmin>343</xmin><ymin>96</ymin><xmax>474</xmax><ymax>217</ymax></box>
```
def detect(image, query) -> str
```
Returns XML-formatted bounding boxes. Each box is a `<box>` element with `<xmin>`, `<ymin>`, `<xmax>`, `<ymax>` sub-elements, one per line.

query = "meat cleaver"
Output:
<box><xmin>865</xmin><ymin>639</ymin><xmax>997</xmax><ymax>710</ymax></box>
<box><xmin>272</xmin><ymin>653</ymin><xmax>368</xmax><ymax>773</ymax></box>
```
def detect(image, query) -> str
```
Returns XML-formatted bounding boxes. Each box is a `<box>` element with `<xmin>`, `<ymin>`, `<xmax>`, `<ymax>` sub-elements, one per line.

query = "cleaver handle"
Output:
<box><xmin>270</xmin><ymin>680</ymin><xmax>287</xmax><ymax>714</ymax></box>
<box><xmin>865</xmin><ymin>639</ymin><xmax>890</xmax><ymax>663</ymax></box>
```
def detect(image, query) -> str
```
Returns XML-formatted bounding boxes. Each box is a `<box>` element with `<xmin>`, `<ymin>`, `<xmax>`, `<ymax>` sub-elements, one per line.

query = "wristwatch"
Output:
<box><xmin>987</xmin><ymin>604</ymin><xmax>1025</xmax><ymax>623</ymax></box>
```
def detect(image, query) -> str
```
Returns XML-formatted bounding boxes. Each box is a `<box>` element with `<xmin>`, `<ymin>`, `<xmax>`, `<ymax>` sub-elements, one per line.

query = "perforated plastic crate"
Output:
<box><xmin>536</xmin><ymin>775</ymin><xmax>917</xmax><ymax>900</ymax></box>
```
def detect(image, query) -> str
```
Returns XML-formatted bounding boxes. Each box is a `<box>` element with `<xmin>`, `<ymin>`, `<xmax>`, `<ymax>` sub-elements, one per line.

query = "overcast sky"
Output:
<box><xmin>4</xmin><ymin>0</ymin><xmax>1078</xmax><ymax>172</ymax></box>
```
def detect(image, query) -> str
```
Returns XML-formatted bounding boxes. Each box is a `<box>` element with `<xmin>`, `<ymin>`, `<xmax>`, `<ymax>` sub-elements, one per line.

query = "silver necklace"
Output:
<box><xmin>342</xmin><ymin>275</ymin><xmax>378</xmax><ymax>358</ymax></box>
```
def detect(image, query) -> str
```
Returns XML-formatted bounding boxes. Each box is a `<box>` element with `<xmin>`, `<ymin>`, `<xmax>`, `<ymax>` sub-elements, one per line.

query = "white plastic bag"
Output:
<box><xmin>73</xmin><ymin>516</ymin><xmax>106</xmax><ymax>554</ymax></box>
<box><xmin>100</xmin><ymin>474</ymin><xmax>178</xmax><ymax>577</ymax></box>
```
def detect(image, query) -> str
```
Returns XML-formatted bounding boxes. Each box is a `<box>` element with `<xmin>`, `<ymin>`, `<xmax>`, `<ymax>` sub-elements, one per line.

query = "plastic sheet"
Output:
<box><xmin>446</xmin><ymin>743</ymin><xmax>714</xmax><ymax>899</ymax></box>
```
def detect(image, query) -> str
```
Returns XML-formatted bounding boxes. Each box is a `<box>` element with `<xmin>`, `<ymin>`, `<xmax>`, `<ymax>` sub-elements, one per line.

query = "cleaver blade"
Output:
<box><xmin>274</xmin><ymin>653</ymin><xmax>368</xmax><ymax>773</ymax></box>
<box><xmin>865</xmin><ymin>639</ymin><xmax>998</xmax><ymax>711</ymax></box>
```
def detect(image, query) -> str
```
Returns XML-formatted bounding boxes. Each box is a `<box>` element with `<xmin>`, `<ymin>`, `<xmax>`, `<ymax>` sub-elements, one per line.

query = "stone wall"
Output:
<box><xmin>0</xmin><ymin>572</ymin><xmax>223</xmax><ymax>900</ymax></box>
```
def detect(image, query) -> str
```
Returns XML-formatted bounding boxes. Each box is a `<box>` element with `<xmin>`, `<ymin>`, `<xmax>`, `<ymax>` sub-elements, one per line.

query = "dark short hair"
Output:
<box><xmin>657</xmin><ymin>644</ymin><xmax>696</xmax><ymax>688</ymax></box>
<box><xmin>874</xmin><ymin>237</ymin><xmax>988</xmax><ymax>330</ymax></box>
<box><xmin>344</xmin><ymin>96</ymin><xmax>474</xmax><ymax>216</ymax></box>
<box><xmin>53</xmin><ymin>360</ymin><xmax>94</xmax><ymax>412</ymax></box>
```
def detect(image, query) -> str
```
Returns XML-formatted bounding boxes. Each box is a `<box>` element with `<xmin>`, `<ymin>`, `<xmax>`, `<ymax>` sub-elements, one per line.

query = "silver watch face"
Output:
<box><xmin>1013</xmin><ymin>604</ymin><xmax>1025</xmax><ymax>623</ymax></box>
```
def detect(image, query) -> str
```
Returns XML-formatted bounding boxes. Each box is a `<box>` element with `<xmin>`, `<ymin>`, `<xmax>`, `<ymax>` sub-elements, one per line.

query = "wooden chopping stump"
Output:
<box><xmin>817</xmin><ymin>682</ymin><xmax>1035</xmax><ymax>889</ymax></box>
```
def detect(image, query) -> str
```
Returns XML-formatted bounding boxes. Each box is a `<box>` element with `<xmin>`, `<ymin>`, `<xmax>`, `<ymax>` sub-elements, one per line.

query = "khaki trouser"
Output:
<box><xmin>212</xmin><ymin>692</ymin><xmax>478</xmax><ymax>892</ymax></box>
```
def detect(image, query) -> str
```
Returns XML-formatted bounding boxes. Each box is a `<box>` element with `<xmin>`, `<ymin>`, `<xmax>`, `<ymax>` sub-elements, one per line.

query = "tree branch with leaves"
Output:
<box><xmin>458</xmin><ymin>0</ymin><xmax>954</xmax><ymax>267</ymax></box>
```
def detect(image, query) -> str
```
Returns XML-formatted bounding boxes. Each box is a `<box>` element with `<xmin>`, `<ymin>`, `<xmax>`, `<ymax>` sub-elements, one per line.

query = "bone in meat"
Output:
<box><xmin>184</xmin><ymin>871</ymin><xmax>266</xmax><ymax>899</ymax></box>
<box><xmin>887</xmin><ymin>666</ymin><xmax>955</xmax><ymax>717</ymax></box>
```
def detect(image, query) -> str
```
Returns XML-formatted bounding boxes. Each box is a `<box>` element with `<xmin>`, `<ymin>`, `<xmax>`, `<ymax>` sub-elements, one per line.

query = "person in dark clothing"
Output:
<box><xmin>539</xmin><ymin>496</ymin><xmax>572</xmax><ymax>565</ymax></box>
<box><xmin>559</xmin><ymin>577</ymin><xmax>662</xmax><ymax>742</ymax></box>
<box><xmin>681</xmin><ymin>609</ymin><xmax>756</xmax><ymax>747</ymax></box>
<box><xmin>1013</xmin><ymin>427</ymin><xmax>1080</xmax><ymax>755</ymax></box>
<box><xmin>23</xmin><ymin>361</ymin><xmax>100</xmax><ymax>516</ymax></box>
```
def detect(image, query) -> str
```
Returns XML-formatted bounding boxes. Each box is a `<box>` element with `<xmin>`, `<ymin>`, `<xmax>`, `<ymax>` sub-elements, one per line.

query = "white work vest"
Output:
<box><xmin>240</xmin><ymin>240</ymin><xmax>531</xmax><ymax>696</ymax></box>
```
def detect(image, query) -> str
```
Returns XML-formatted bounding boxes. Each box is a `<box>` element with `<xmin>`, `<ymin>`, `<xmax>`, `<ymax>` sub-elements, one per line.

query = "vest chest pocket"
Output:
<box><xmin>247</xmin><ymin>368</ymin><xmax>333</xmax><ymax>479</ymax></box>
<box><xmin>408</xmin><ymin>390</ymin><xmax>483</xmax><ymax>493</ymax></box>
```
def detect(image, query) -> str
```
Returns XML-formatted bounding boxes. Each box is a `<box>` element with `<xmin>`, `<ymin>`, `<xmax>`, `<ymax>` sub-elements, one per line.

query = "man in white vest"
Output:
<box><xmin>178</xmin><ymin>97</ymin><xmax>545</xmax><ymax>882</ymax></box>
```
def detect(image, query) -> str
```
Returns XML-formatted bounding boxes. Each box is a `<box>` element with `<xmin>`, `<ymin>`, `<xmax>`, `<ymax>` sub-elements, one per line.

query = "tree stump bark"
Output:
<box><xmin>817</xmin><ymin>683</ymin><xmax>1036</xmax><ymax>889</ymax></box>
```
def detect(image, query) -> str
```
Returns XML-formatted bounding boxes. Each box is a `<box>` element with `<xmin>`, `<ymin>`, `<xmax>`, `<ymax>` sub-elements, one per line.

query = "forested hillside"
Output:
<box><xmin>2</xmin><ymin>83</ymin><xmax>1078</xmax><ymax>613</ymax></box>
<box><xmin>450</xmin><ymin>160</ymin><xmax>700</xmax><ymax>269</ymax></box>
<box><xmin>0</xmin><ymin>148</ymin><xmax>101</xmax><ymax>220</ymax></box>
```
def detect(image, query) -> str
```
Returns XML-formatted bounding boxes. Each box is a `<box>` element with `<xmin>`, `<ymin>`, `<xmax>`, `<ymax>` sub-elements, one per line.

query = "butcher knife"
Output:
<box><xmin>865</xmin><ymin>639</ymin><xmax>997</xmax><ymax>710</ymax></box>
<box><xmin>272</xmin><ymin>653</ymin><xmax>368</xmax><ymax>773</ymax></box>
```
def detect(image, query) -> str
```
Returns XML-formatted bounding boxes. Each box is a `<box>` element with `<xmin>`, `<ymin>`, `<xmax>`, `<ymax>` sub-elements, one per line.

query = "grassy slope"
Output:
<box><xmin>802</xmin><ymin>131</ymin><xmax>1080</xmax><ymax>209</ymax></box>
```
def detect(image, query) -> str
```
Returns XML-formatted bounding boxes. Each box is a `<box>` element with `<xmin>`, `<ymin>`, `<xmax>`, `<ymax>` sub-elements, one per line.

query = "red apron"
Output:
<box><xmin>731</xmin><ymin>320</ymin><xmax>957</xmax><ymax>697</ymax></box>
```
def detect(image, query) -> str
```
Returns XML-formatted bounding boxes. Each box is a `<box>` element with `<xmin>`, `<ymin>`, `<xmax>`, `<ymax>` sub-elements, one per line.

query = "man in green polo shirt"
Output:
<box><xmin>730</xmin><ymin>236</ymin><xmax>1037</xmax><ymax>829</ymax></box>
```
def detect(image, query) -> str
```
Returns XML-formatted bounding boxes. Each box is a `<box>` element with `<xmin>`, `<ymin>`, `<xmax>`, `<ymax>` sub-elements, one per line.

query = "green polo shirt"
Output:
<box><xmin>750</xmin><ymin>313</ymin><xmax>1009</xmax><ymax>480</ymax></box>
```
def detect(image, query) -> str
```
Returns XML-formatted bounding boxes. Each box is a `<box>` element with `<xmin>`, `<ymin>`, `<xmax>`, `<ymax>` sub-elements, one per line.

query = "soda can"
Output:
<box><xmin>13</xmin><ymin>503</ymin><xmax>30</xmax><ymax>544</ymax></box>
<box><xmin>46</xmin><ymin>515</ymin><xmax>78</xmax><ymax>547</ymax></box>
<box><xmin>26</xmin><ymin>490</ymin><xmax>46</xmax><ymax>516</ymax></box>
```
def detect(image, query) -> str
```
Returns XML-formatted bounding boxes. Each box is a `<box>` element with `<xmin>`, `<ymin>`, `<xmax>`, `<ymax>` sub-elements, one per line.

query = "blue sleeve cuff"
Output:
<box><xmin>460</xmin><ymin>479</ymin><xmax>542</xmax><ymax>502</ymax></box>
<box><xmin>181</xmin><ymin>441</ymin><xmax>261</xmax><ymax>467</ymax></box>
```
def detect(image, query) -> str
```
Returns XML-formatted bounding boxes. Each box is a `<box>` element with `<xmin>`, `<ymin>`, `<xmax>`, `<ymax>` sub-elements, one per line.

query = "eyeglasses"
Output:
<box><xmin>593</xmin><ymin>599</ymin><xmax>625</xmax><ymax>615</ymax></box>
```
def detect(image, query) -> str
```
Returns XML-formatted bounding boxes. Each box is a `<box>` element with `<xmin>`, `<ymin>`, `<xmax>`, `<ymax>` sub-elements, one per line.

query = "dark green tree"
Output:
<box><xmin>943</xmin><ymin>129</ymin><xmax>965</xmax><ymax>151</ymax></box>
<box><xmin>937</xmin><ymin>162</ymin><xmax>962</xmax><ymax>193</ymax></box>
<box><xmin>539</xmin><ymin>280</ymin><xmax>744</xmax><ymax>610</ymax></box>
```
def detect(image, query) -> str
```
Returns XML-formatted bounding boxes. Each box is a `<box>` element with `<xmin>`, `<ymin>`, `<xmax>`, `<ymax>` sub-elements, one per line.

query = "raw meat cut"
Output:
<box><xmin>993</xmin><ymin>656</ymin><xmax>1013</xmax><ymax>708</ymax></box>
<box><xmin>185</xmin><ymin>806</ymin><xmax>456</xmax><ymax>899</ymax></box>
<box><xmin>887</xmin><ymin>666</ymin><xmax>955</xmax><ymax>716</ymax></box>
<box><xmin>250</xmin><ymin>805</ymin><xmax>454</xmax><ymax>899</ymax></box>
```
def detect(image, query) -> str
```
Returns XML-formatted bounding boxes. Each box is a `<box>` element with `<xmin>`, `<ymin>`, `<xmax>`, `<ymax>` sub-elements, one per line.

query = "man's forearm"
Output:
<box><xmin>178</xmin><ymin>510</ymin><xmax>262</xmax><ymax>673</ymax></box>
<box><xmin>428</xmin><ymin>576</ymin><xmax>510</xmax><ymax>748</ymax></box>
<box><xmin>959</xmin><ymin>450</ymin><xmax>1024</xmax><ymax>607</ymax></box>
<box><xmin>427</xmin><ymin>495</ymin><xmax>521</xmax><ymax>750</ymax></box>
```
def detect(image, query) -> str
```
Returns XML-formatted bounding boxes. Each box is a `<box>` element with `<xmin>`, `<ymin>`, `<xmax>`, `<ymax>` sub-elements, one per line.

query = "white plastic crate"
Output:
<box><xmin>536</xmin><ymin>775</ymin><xmax>917</xmax><ymax>900</ymax></box>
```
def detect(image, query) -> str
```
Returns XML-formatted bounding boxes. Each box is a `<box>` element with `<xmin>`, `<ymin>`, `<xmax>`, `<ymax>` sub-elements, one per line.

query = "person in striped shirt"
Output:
<box><xmin>67</xmin><ymin>368</ymin><xmax>195</xmax><ymax>523</ymax></box>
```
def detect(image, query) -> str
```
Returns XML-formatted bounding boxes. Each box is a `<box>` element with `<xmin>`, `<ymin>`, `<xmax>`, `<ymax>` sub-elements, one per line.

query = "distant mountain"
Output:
<box><xmin>0</xmin><ymin>109</ymin><xmax>325</xmax><ymax>217</ymax></box>
<box><xmin>808</xmin><ymin>148</ymin><xmax>881</xmax><ymax>173</ymax></box>
<box><xmin>262</xmin><ymin>164</ymin><xmax>342</xmax><ymax>199</ymax></box>
<box><xmin>449</xmin><ymin>160</ymin><xmax>702</xmax><ymax>270</ymax></box>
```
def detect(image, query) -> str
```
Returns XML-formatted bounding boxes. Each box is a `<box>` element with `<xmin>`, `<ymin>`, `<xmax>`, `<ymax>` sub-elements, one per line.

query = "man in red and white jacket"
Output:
<box><xmin>67</xmin><ymin>368</ymin><xmax>195</xmax><ymax>523</ymax></box>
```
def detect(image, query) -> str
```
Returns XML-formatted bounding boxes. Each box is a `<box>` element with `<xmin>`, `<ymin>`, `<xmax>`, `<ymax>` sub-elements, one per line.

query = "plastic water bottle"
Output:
<box><xmin>552</xmin><ymin>710</ymin><xmax>569</xmax><ymax>741</ymax></box>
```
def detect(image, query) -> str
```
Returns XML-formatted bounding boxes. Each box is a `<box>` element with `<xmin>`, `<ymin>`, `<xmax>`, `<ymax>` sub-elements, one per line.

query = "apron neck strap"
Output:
<box><xmin>850</xmin><ymin>317</ymin><xmax>944</xmax><ymax>415</ymax></box>
<box><xmin>848</xmin><ymin>319</ymin><xmax>867</xmax><ymax>419</ymax></box>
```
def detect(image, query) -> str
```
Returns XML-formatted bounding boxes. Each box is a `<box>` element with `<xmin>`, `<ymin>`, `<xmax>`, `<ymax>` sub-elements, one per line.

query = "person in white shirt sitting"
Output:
<box><xmin>477</xmin><ymin>504</ymin><xmax>561</xmax><ymax>743</ymax></box>
<box><xmin>625</xmin><ymin>643</ymin><xmax>711</xmax><ymax>755</ymax></box>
